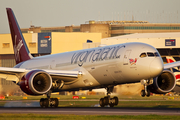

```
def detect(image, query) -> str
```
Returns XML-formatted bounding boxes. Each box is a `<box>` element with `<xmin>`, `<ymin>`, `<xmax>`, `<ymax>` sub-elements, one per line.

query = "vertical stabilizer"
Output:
<box><xmin>166</xmin><ymin>56</ymin><xmax>176</xmax><ymax>63</ymax></box>
<box><xmin>6</xmin><ymin>8</ymin><xmax>33</xmax><ymax>64</ymax></box>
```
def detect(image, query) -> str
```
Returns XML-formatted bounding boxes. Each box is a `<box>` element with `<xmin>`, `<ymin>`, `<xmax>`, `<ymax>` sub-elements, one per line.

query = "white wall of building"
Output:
<box><xmin>101</xmin><ymin>32</ymin><xmax>180</xmax><ymax>48</ymax></box>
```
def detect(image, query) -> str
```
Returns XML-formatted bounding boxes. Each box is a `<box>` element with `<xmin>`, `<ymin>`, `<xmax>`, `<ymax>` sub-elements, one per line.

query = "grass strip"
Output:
<box><xmin>0</xmin><ymin>114</ymin><xmax>180</xmax><ymax>120</ymax></box>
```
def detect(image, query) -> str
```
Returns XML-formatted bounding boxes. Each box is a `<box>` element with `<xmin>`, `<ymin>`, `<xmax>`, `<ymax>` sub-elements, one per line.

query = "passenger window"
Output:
<box><xmin>147</xmin><ymin>52</ymin><xmax>154</xmax><ymax>57</ymax></box>
<box><xmin>154</xmin><ymin>52</ymin><xmax>160</xmax><ymax>57</ymax></box>
<box><xmin>140</xmin><ymin>53</ymin><xmax>147</xmax><ymax>58</ymax></box>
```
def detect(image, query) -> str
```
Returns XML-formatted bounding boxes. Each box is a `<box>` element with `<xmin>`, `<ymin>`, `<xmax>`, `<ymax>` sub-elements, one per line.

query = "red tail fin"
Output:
<box><xmin>6</xmin><ymin>8</ymin><xmax>33</xmax><ymax>64</ymax></box>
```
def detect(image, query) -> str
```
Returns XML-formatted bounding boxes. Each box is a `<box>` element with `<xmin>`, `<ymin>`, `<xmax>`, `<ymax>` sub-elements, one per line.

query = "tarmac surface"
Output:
<box><xmin>0</xmin><ymin>107</ymin><xmax>180</xmax><ymax>115</ymax></box>
<box><xmin>0</xmin><ymin>100</ymin><xmax>180</xmax><ymax>115</ymax></box>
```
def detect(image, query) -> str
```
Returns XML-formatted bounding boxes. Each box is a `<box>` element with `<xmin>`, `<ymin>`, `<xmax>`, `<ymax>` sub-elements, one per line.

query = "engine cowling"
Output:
<box><xmin>20</xmin><ymin>70</ymin><xmax>52</xmax><ymax>95</ymax></box>
<box><xmin>148</xmin><ymin>70</ymin><xmax>176</xmax><ymax>94</ymax></box>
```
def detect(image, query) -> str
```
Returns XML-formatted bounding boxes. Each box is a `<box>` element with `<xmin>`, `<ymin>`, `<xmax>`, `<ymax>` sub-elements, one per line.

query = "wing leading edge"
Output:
<box><xmin>164</xmin><ymin>61</ymin><xmax>180</xmax><ymax>70</ymax></box>
<box><xmin>0</xmin><ymin>67</ymin><xmax>81</xmax><ymax>83</ymax></box>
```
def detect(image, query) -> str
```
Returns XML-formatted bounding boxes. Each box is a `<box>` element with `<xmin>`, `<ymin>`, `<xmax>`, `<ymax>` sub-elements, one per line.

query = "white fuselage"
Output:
<box><xmin>16</xmin><ymin>42</ymin><xmax>164</xmax><ymax>91</ymax></box>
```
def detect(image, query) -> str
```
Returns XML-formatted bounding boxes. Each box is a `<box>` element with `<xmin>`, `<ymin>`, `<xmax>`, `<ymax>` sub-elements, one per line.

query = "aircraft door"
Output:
<box><xmin>123</xmin><ymin>50</ymin><xmax>131</xmax><ymax>65</ymax></box>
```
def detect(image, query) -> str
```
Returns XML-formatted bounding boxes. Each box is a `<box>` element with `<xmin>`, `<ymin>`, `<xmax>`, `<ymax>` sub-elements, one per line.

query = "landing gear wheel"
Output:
<box><xmin>103</xmin><ymin>96</ymin><xmax>109</xmax><ymax>105</ymax></box>
<box><xmin>113</xmin><ymin>96</ymin><xmax>119</xmax><ymax>105</ymax></box>
<box><xmin>40</xmin><ymin>98</ymin><xmax>49</xmax><ymax>108</ymax></box>
<box><xmin>50</xmin><ymin>98</ymin><xmax>55</xmax><ymax>107</ymax></box>
<box><xmin>99</xmin><ymin>96</ymin><xmax>119</xmax><ymax>107</ymax></box>
<box><xmin>99</xmin><ymin>98</ymin><xmax>105</xmax><ymax>107</ymax></box>
<box><xmin>146</xmin><ymin>89</ymin><xmax>150</xmax><ymax>97</ymax></box>
<box><xmin>44</xmin><ymin>98</ymin><xmax>49</xmax><ymax>108</ymax></box>
<box><xmin>50</xmin><ymin>98</ymin><xmax>59</xmax><ymax>108</ymax></box>
<box><xmin>109</xmin><ymin>103</ymin><xmax>114</xmax><ymax>107</ymax></box>
<box><xmin>141</xmin><ymin>90</ymin><xmax>146</xmax><ymax>97</ymax></box>
<box><xmin>99</xmin><ymin>86</ymin><xmax>119</xmax><ymax>107</ymax></box>
<box><xmin>109</xmin><ymin>98</ymin><xmax>115</xmax><ymax>107</ymax></box>
<box><xmin>40</xmin><ymin>98</ymin><xmax>45</xmax><ymax>108</ymax></box>
<box><xmin>40</xmin><ymin>98</ymin><xmax>59</xmax><ymax>108</ymax></box>
<box><xmin>54</xmin><ymin>98</ymin><xmax>59</xmax><ymax>107</ymax></box>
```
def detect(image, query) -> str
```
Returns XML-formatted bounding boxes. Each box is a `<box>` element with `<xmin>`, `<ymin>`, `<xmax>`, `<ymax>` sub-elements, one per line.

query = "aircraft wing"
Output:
<box><xmin>164</xmin><ymin>61</ymin><xmax>180</xmax><ymax>69</ymax></box>
<box><xmin>0</xmin><ymin>67</ymin><xmax>26</xmax><ymax>83</ymax></box>
<box><xmin>43</xmin><ymin>69</ymin><xmax>81</xmax><ymax>82</ymax></box>
<box><xmin>0</xmin><ymin>67</ymin><xmax>81</xmax><ymax>83</ymax></box>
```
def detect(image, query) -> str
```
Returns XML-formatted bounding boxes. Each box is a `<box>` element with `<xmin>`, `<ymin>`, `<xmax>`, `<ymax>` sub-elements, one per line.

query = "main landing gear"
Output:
<box><xmin>99</xmin><ymin>86</ymin><xmax>119</xmax><ymax>107</ymax></box>
<box><xmin>40</xmin><ymin>91</ymin><xmax>59</xmax><ymax>108</ymax></box>
<box><xmin>141</xmin><ymin>79</ymin><xmax>152</xmax><ymax>97</ymax></box>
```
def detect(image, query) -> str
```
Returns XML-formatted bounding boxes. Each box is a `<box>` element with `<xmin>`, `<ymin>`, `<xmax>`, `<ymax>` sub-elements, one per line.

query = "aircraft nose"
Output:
<box><xmin>149</xmin><ymin>58</ymin><xmax>163</xmax><ymax>78</ymax></box>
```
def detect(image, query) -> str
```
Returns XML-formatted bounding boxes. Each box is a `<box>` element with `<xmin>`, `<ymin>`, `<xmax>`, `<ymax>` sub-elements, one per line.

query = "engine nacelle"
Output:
<box><xmin>149</xmin><ymin>70</ymin><xmax>176</xmax><ymax>94</ymax></box>
<box><xmin>20</xmin><ymin>70</ymin><xmax>52</xmax><ymax>95</ymax></box>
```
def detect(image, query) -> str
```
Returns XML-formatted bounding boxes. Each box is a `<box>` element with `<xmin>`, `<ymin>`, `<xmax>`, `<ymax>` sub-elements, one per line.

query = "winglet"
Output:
<box><xmin>6</xmin><ymin>8</ymin><xmax>33</xmax><ymax>64</ymax></box>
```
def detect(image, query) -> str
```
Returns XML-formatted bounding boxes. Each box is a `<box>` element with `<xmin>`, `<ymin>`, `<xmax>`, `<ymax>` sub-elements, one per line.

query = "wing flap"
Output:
<box><xmin>4</xmin><ymin>75</ymin><xmax>19</xmax><ymax>82</ymax></box>
<box><xmin>0</xmin><ymin>67</ymin><xmax>26</xmax><ymax>83</ymax></box>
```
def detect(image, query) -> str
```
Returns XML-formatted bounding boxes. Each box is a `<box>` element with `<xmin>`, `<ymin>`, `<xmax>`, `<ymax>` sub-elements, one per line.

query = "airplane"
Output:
<box><xmin>166</xmin><ymin>56</ymin><xmax>180</xmax><ymax>90</ymax></box>
<box><xmin>166</xmin><ymin>56</ymin><xmax>180</xmax><ymax>71</ymax></box>
<box><xmin>166</xmin><ymin>56</ymin><xmax>180</xmax><ymax>83</ymax></box>
<box><xmin>1</xmin><ymin>8</ymin><xmax>178</xmax><ymax>108</ymax></box>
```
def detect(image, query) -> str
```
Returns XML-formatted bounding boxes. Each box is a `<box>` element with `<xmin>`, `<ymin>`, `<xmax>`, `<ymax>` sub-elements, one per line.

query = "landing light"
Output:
<box><xmin>78</xmin><ymin>71</ymin><xmax>83</xmax><ymax>75</ymax></box>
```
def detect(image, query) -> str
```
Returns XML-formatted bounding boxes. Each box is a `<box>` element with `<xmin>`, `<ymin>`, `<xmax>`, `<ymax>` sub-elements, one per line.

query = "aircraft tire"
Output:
<box><xmin>44</xmin><ymin>98</ymin><xmax>49</xmax><ymax>108</ymax></box>
<box><xmin>49</xmin><ymin>98</ymin><xmax>59</xmax><ymax>108</ymax></box>
<box><xmin>141</xmin><ymin>90</ymin><xmax>146</xmax><ymax>97</ymax></box>
<box><xmin>109</xmin><ymin>103</ymin><xmax>114</xmax><ymax>107</ymax></box>
<box><xmin>50</xmin><ymin>98</ymin><xmax>54</xmax><ymax>107</ymax></box>
<box><xmin>40</xmin><ymin>98</ymin><xmax>45</xmax><ymax>107</ymax></box>
<box><xmin>54</xmin><ymin>98</ymin><xmax>59</xmax><ymax>107</ymax></box>
<box><xmin>146</xmin><ymin>89</ymin><xmax>150</xmax><ymax>97</ymax></box>
<box><xmin>40</xmin><ymin>98</ymin><xmax>49</xmax><ymax>108</ymax></box>
<box><xmin>113</xmin><ymin>96</ymin><xmax>119</xmax><ymax>105</ymax></box>
<box><xmin>99</xmin><ymin>98</ymin><xmax>105</xmax><ymax>107</ymax></box>
<box><xmin>103</xmin><ymin>96</ymin><xmax>109</xmax><ymax>105</ymax></box>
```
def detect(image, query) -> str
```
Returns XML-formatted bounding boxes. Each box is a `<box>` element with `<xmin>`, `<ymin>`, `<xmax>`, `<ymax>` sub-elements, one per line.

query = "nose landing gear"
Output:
<box><xmin>141</xmin><ymin>89</ymin><xmax>150</xmax><ymax>97</ymax></box>
<box><xmin>99</xmin><ymin>86</ymin><xmax>119</xmax><ymax>107</ymax></box>
<box><xmin>141</xmin><ymin>79</ymin><xmax>152</xmax><ymax>97</ymax></box>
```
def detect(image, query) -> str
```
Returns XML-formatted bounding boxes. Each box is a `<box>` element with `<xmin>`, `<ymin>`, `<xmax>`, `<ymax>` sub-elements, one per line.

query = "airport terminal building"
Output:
<box><xmin>21</xmin><ymin>20</ymin><xmax>180</xmax><ymax>38</ymax></box>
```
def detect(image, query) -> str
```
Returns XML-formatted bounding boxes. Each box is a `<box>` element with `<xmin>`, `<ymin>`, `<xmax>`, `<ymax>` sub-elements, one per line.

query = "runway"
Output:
<box><xmin>0</xmin><ymin>100</ymin><xmax>180</xmax><ymax>115</ymax></box>
<box><xmin>0</xmin><ymin>107</ymin><xmax>180</xmax><ymax>115</ymax></box>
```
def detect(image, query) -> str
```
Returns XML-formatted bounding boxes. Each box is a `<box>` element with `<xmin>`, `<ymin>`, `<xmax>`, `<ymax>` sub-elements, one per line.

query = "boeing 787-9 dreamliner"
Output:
<box><xmin>1</xmin><ymin>8</ymin><xmax>179</xmax><ymax>107</ymax></box>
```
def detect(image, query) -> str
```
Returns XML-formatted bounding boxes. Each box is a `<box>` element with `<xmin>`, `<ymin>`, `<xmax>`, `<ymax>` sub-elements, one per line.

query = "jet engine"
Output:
<box><xmin>20</xmin><ymin>70</ymin><xmax>52</xmax><ymax>95</ymax></box>
<box><xmin>148</xmin><ymin>70</ymin><xmax>176</xmax><ymax>94</ymax></box>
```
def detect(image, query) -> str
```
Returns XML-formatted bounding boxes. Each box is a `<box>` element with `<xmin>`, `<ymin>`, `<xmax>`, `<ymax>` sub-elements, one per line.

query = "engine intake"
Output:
<box><xmin>149</xmin><ymin>70</ymin><xmax>176</xmax><ymax>94</ymax></box>
<box><xmin>20</xmin><ymin>70</ymin><xmax>52</xmax><ymax>95</ymax></box>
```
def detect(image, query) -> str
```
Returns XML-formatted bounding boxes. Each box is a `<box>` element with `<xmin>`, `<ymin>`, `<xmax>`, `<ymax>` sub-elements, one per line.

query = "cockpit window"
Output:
<box><xmin>154</xmin><ymin>52</ymin><xmax>160</xmax><ymax>57</ymax></box>
<box><xmin>140</xmin><ymin>53</ymin><xmax>147</xmax><ymax>58</ymax></box>
<box><xmin>140</xmin><ymin>52</ymin><xmax>160</xmax><ymax>58</ymax></box>
<box><xmin>147</xmin><ymin>52</ymin><xmax>154</xmax><ymax>57</ymax></box>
